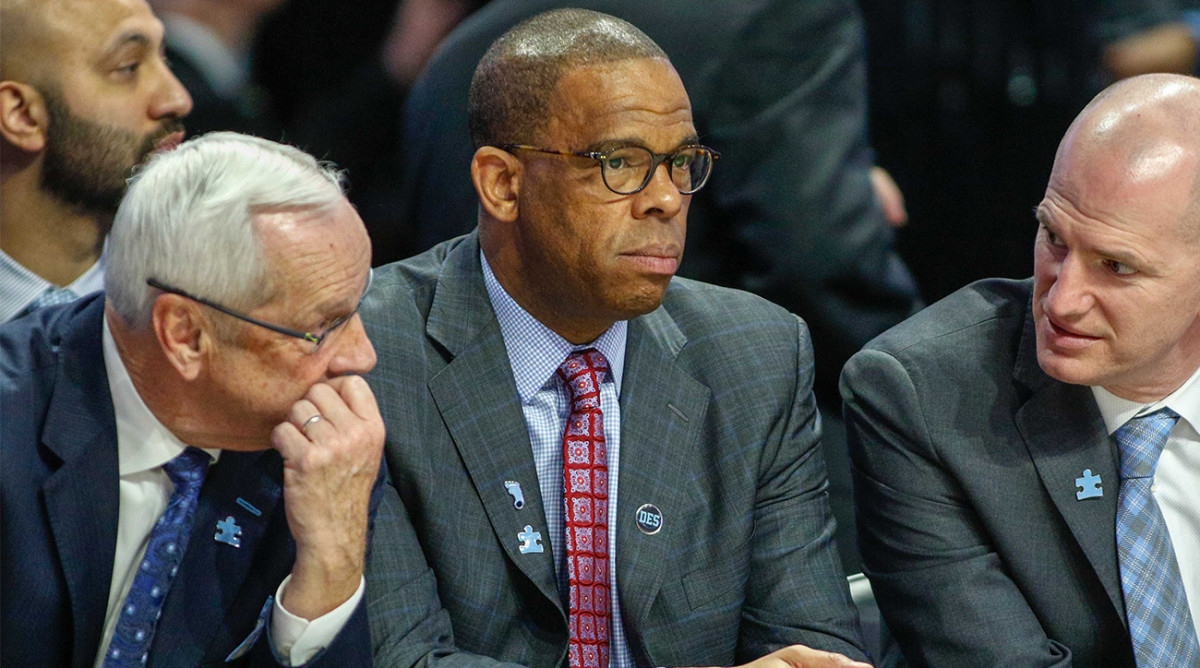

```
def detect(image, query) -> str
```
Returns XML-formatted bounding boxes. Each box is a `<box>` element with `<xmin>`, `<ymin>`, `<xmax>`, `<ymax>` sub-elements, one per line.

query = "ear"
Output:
<box><xmin>0</xmin><ymin>81</ymin><xmax>48</xmax><ymax>152</ymax></box>
<box><xmin>471</xmin><ymin>146</ymin><xmax>522</xmax><ymax>223</ymax></box>
<box><xmin>151</xmin><ymin>294</ymin><xmax>210</xmax><ymax>381</ymax></box>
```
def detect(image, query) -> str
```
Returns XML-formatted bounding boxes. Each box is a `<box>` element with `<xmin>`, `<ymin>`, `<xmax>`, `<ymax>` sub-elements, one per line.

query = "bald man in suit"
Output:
<box><xmin>843</xmin><ymin>73</ymin><xmax>1200</xmax><ymax>666</ymax></box>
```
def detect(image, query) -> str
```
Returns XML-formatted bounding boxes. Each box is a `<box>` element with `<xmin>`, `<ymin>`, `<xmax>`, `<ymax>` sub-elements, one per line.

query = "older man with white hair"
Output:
<box><xmin>1</xmin><ymin>132</ymin><xmax>388</xmax><ymax>668</ymax></box>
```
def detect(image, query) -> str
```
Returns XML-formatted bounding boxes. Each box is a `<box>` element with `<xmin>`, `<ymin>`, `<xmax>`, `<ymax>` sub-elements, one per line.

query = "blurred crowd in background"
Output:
<box><xmin>197</xmin><ymin>0</ymin><xmax>1200</xmax><ymax>298</ymax></box>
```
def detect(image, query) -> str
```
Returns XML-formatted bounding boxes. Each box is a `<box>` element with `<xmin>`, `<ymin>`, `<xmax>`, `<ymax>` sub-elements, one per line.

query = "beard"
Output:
<box><xmin>38</xmin><ymin>86</ymin><xmax>184</xmax><ymax>221</ymax></box>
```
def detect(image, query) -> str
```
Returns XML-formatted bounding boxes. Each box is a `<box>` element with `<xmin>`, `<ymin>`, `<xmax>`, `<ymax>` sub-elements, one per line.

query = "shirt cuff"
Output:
<box><xmin>269</xmin><ymin>574</ymin><xmax>365</xmax><ymax>666</ymax></box>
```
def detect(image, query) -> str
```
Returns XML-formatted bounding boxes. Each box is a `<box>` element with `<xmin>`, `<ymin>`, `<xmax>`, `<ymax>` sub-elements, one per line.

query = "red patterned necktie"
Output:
<box><xmin>557</xmin><ymin>349</ymin><xmax>611</xmax><ymax>668</ymax></box>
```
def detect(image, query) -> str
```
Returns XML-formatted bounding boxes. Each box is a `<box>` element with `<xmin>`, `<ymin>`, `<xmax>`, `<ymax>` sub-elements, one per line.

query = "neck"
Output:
<box><xmin>480</xmin><ymin>228</ymin><xmax>613</xmax><ymax>345</ymax></box>
<box><xmin>109</xmin><ymin>308</ymin><xmax>197</xmax><ymax>439</ymax></box>
<box><xmin>1</xmin><ymin>169</ymin><xmax>107</xmax><ymax>286</ymax></box>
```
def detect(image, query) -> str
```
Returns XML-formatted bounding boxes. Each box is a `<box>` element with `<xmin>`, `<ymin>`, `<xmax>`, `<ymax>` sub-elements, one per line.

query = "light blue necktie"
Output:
<box><xmin>102</xmin><ymin>447</ymin><xmax>210</xmax><ymax>667</ymax></box>
<box><xmin>1115</xmin><ymin>408</ymin><xmax>1200</xmax><ymax>667</ymax></box>
<box><xmin>16</xmin><ymin>286</ymin><xmax>78</xmax><ymax>319</ymax></box>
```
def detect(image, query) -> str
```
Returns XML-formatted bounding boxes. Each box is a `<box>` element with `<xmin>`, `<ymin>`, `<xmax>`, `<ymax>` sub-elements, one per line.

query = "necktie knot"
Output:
<box><xmin>31</xmin><ymin>285</ymin><xmax>78</xmax><ymax>309</ymax></box>
<box><xmin>163</xmin><ymin>446</ymin><xmax>210</xmax><ymax>492</ymax></box>
<box><xmin>1115</xmin><ymin>408</ymin><xmax>1180</xmax><ymax>480</ymax></box>
<box><xmin>557</xmin><ymin>349</ymin><xmax>609</xmax><ymax>407</ymax></box>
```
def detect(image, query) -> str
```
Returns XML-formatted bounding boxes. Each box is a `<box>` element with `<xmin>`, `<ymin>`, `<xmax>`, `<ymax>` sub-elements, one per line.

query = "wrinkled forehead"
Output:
<box><xmin>545</xmin><ymin>58</ymin><xmax>694</xmax><ymax>144</ymax></box>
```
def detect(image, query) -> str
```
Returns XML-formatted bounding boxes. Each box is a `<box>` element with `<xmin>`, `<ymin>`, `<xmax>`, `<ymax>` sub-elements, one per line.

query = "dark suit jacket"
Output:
<box><xmin>0</xmin><ymin>296</ymin><xmax>374</xmax><ymax>667</ymax></box>
<box><xmin>398</xmin><ymin>0</ymin><xmax>920</xmax><ymax>406</ymax></box>
<box><xmin>360</xmin><ymin>233</ymin><xmax>867</xmax><ymax>666</ymax></box>
<box><xmin>165</xmin><ymin>44</ymin><xmax>282</xmax><ymax>140</ymax></box>
<box><xmin>841</xmin><ymin>278</ymin><xmax>1136</xmax><ymax>667</ymax></box>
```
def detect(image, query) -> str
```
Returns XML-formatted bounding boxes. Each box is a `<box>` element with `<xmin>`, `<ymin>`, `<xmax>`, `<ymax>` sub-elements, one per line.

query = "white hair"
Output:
<box><xmin>106</xmin><ymin>132</ymin><xmax>346</xmax><ymax>327</ymax></box>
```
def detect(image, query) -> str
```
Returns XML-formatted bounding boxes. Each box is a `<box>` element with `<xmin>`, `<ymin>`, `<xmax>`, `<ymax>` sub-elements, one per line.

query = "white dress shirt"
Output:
<box><xmin>0</xmin><ymin>247</ymin><xmax>105</xmax><ymax>323</ymax></box>
<box><xmin>481</xmin><ymin>253</ymin><xmax>639</xmax><ymax>667</ymax></box>
<box><xmin>1093</xmin><ymin>365</ymin><xmax>1200</xmax><ymax>637</ymax></box>
<box><xmin>97</xmin><ymin>318</ymin><xmax>362</xmax><ymax>666</ymax></box>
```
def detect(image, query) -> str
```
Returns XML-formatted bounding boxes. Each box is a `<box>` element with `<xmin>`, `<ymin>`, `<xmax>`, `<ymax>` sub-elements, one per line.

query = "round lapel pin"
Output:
<box><xmin>635</xmin><ymin>504</ymin><xmax>663</xmax><ymax>535</ymax></box>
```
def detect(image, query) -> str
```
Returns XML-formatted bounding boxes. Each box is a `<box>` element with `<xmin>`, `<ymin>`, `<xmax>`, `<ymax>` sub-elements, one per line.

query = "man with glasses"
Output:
<box><xmin>362</xmin><ymin>9</ymin><xmax>868</xmax><ymax>667</ymax></box>
<box><xmin>1</xmin><ymin>132</ymin><xmax>390</xmax><ymax>667</ymax></box>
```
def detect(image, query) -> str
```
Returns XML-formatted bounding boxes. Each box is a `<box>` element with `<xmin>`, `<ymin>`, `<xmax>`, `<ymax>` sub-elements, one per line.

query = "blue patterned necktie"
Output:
<box><xmin>1114</xmin><ymin>408</ymin><xmax>1200</xmax><ymax>667</ymax></box>
<box><xmin>103</xmin><ymin>447</ymin><xmax>210</xmax><ymax>667</ymax></box>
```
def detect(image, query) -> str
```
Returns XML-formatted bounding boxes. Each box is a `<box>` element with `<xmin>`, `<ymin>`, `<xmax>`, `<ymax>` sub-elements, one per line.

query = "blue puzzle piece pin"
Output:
<box><xmin>215</xmin><ymin>516</ymin><xmax>243</xmax><ymax>547</ymax></box>
<box><xmin>1075</xmin><ymin>469</ymin><xmax>1103</xmax><ymax>500</ymax></box>
<box><xmin>517</xmin><ymin>525</ymin><xmax>543</xmax><ymax>554</ymax></box>
<box><xmin>504</xmin><ymin>480</ymin><xmax>526</xmax><ymax>509</ymax></box>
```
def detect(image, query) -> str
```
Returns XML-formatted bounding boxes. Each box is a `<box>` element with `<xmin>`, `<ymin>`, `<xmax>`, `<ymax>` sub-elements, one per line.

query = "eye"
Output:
<box><xmin>1041</xmin><ymin>224</ymin><xmax>1063</xmax><ymax>246</ymax></box>
<box><xmin>672</xmin><ymin>152</ymin><xmax>694</xmax><ymax>169</ymax></box>
<box><xmin>115</xmin><ymin>61</ymin><xmax>141</xmax><ymax>76</ymax></box>
<box><xmin>604</xmin><ymin>156</ymin><xmax>628</xmax><ymax>170</ymax></box>
<box><xmin>1105</xmin><ymin>259</ymin><xmax>1137</xmax><ymax>276</ymax></box>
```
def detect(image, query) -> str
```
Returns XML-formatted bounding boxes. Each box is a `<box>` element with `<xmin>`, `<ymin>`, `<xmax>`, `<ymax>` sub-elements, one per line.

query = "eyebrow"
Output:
<box><xmin>1035</xmin><ymin>206</ymin><xmax>1148</xmax><ymax>268</ymax></box>
<box><xmin>104</xmin><ymin>31</ymin><xmax>153</xmax><ymax>56</ymax></box>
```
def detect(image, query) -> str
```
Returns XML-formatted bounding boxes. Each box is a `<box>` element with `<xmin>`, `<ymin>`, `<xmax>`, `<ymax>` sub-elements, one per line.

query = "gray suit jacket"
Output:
<box><xmin>841</xmin><ymin>278</ymin><xmax>1136</xmax><ymax>667</ymax></box>
<box><xmin>361</xmin><ymin>233</ymin><xmax>866</xmax><ymax>666</ymax></box>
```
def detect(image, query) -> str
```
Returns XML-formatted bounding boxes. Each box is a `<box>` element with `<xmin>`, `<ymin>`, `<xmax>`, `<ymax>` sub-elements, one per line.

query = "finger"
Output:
<box><xmin>769</xmin><ymin>645</ymin><xmax>872</xmax><ymax>668</ymax></box>
<box><xmin>271</xmin><ymin>420</ymin><xmax>311</xmax><ymax>463</ymax></box>
<box><xmin>286</xmin><ymin>399</ymin><xmax>325</xmax><ymax>435</ymax></box>
<box><xmin>324</xmin><ymin>374</ymin><xmax>381</xmax><ymax>421</ymax></box>
<box><xmin>304</xmin><ymin>382</ymin><xmax>356</xmax><ymax>428</ymax></box>
<box><xmin>870</xmin><ymin>165</ymin><xmax>908</xmax><ymax>227</ymax></box>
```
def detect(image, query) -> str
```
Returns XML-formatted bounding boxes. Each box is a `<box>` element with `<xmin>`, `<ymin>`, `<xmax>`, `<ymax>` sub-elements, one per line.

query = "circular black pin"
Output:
<box><xmin>635</xmin><ymin>504</ymin><xmax>663</xmax><ymax>535</ymax></box>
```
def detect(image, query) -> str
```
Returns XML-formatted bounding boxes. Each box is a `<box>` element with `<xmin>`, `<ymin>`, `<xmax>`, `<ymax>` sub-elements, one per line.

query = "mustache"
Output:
<box><xmin>138</xmin><ymin>120</ymin><xmax>187</xmax><ymax>159</ymax></box>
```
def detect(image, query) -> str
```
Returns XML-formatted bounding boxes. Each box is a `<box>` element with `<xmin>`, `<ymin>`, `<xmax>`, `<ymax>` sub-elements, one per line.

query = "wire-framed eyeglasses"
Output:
<box><xmin>145</xmin><ymin>269</ymin><xmax>373</xmax><ymax>353</ymax></box>
<box><xmin>498</xmin><ymin>143</ymin><xmax>720</xmax><ymax>195</ymax></box>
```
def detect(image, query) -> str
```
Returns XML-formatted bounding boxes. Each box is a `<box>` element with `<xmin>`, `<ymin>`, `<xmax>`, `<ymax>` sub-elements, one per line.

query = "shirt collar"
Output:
<box><xmin>0</xmin><ymin>247</ymin><xmax>106</xmax><ymax>323</ymax></box>
<box><xmin>1092</xmin><ymin>363</ymin><xmax>1200</xmax><ymax>435</ymax></box>
<box><xmin>102</xmin><ymin>315</ymin><xmax>219</xmax><ymax>476</ymax></box>
<box><xmin>480</xmin><ymin>251</ymin><xmax>626</xmax><ymax>404</ymax></box>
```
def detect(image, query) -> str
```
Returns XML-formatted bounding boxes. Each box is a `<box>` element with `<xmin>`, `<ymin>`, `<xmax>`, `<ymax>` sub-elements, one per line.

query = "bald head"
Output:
<box><xmin>0</xmin><ymin>0</ymin><xmax>47</xmax><ymax>79</ymax></box>
<box><xmin>467</xmin><ymin>8</ymin><xmax>668</xmax><ymax>149</ymax></box>
<box><xmin>1054</xmin><ymin>74</ymin><xmax>1200</xmax><ymax>240</ymax></box>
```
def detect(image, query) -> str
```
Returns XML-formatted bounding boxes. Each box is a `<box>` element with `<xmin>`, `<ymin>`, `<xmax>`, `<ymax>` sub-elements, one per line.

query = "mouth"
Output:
<box><xmin>621</xmin><ymin>245</ymin><xmax>682</xmax><ymax>275</ymax></box>
<box><xmin>1042</xmin><ymin>315</ymin><xmax>1101</xmax><ymax>348</ymax></box>
<box><xmin>154</xmin><ymin>131</ymin><xmax>185</xmax><ymax>152</ymax></box>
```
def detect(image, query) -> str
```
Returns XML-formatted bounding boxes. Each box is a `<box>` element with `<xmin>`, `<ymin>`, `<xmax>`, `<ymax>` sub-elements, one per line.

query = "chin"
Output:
<box><xmin>1036</xmin><ymin>348</ymin><xmax>1100</xmax><ymax>387</ymax></box>
<box><xmin>615</xmin><ymin>288</ymin><xmax>668</xmax><ymax>319</ymax></box>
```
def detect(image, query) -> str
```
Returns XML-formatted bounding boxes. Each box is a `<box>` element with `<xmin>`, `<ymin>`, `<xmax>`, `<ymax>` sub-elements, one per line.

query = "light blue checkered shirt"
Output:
<box><xmin>481</xmin><ymin>253</ymin><xmax>634</xmax><ymax>667</ymax></box>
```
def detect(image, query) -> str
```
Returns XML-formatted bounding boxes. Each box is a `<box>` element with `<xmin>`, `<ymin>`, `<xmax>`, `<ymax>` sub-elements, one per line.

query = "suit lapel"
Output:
<box><xmin>1012</xmin><ymin>310</ymin><xmax>1125</xmax><ymax>622</ymax></box>
<box><xmin>425</xmin><ymin>234</ymin><xmax>562</xmax><ymax>613</ymax></box>
<box><xmin>158</xmin><ymin>450</ymin><xmax>284</xmax><ymax>666</ymax></box>
<box><xmin>614</xmin><ymin>307</ymin><xmax>711</xmax><ymax>634</ymax></box>
<box><xmin>39</xmin><ymin>300</ymin><xmax>121</xmax><ymax>668</ymax></box>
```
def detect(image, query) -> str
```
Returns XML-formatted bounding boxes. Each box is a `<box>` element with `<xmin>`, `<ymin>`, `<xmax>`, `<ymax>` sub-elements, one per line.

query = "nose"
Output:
<box><xmin>1041</xmin><ymin>252</ymin><xmax>1094</xmax><ymax>319</ymax></box>
<box><xmin>150</xmin><ymin>59</ymin><xmax>194</xmax><ymax>120</ymax></box>
<box><xmin>632</xmin><ymin>162</ymin><xmax>683</xmax><ymax>220</ymax></box>
<box><xmin>327</xmin><ymin>314</ymin><xmax>377</xmax><ymax>376</ymax></box>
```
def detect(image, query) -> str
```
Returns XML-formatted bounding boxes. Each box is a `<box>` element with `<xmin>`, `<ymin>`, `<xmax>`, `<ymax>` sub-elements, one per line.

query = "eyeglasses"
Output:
<box><xmin>145</xmin><ymin>269</ymin><xmax>373</xmax><ymax>353</ymax></box>
<box><xmin>498</xmin><ymin>143</ymin><xmax>720</xmax><ymax>195</ymax></box>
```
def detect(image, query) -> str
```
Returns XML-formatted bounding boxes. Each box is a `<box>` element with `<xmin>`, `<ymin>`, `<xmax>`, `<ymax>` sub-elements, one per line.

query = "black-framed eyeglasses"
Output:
<box><xmin>145</xmin><ymin>269</ymin><xmax>373</xmax><ymax>353</ymax></box>
<box><xmin>498</xmin><ymin>143</ymin><xmax>720</xmax><ymax>195</ymax></box>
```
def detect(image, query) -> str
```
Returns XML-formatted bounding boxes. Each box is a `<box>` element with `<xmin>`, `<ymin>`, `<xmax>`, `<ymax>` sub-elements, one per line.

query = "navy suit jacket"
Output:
<box><xmin>0</xmin><ymin>295</ymin><xmax>374</xmax><ymax>667</ymax></box>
